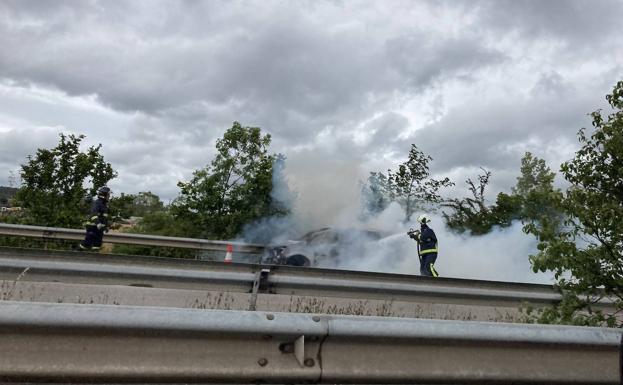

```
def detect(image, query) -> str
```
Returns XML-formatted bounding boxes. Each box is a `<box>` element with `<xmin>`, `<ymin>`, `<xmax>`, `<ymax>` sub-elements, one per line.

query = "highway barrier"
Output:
<box><xmin>0</xmin><ymin>222</ymin><xmax>265</xmax><ymax>254</ymax></box>
<box><xmin>1</xmin><ymin>223</ymin><xmax>621</xmax><ymax>383</ymax></box>
<box><xmin>0</xmin><ymin>246</ymin><xmax>568</xmax><ymax>321</ymax></box>
<box><xmin>0</xmin><ymin>301</ymin><xmax>620</xmax><ymax>384</ymax></box>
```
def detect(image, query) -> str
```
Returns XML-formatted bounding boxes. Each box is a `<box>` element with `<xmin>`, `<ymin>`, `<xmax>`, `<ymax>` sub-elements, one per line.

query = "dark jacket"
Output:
<box><xmin>418</xmin><ymin>224</ymin><xmax>438</xmax><ymax>254</ymax></box>
<box><xmin>86</xmin><ymin>198</ymin><xmax>109</xmax><ymax>227</ymax></box>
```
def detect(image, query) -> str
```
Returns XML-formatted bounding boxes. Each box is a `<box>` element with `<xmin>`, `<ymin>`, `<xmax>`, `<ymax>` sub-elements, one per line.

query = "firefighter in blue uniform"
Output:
<box><xmin>80</xmin><ymin>186</ymin><xmax>111</xmax><ymax>251</ymax></box>
<box><xmin>408</xmin><ymin>214</ymin><xmax>439</xmax><ymax>277</ymax></box>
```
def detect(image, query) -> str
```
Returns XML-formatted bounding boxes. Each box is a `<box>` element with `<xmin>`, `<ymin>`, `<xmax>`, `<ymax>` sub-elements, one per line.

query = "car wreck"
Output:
<box><xmin>262</xmin><ymin>227</ymin><xmax>383</xmax><ymax>267</ymax></box>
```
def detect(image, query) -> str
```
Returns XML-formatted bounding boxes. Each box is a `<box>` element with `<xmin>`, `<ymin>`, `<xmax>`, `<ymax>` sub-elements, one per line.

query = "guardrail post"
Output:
<box><xmin>250</xmin><ymin>268</ymin><xmax>271</xmax><ymax>311</ymax></box>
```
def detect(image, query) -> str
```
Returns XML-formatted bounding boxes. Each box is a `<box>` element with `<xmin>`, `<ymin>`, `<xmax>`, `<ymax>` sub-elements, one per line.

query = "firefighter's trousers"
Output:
<box><xmin>420</xmin><ymin>253</ymin><xmax>439</xmax><ymax>277</ymax></box>
<box><xmin>81</xmin><ymin>225</ymin><xmax>104</xmax><ymax>249</ymax></box>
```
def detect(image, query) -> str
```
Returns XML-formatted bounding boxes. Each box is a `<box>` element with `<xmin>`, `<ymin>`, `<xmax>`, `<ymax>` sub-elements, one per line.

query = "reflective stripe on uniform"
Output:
<box><xmin>420</xmin><ymin>248</ymin><xmax>438</xmax><ymax>254</ymax></box>
<box><xmin>430</xmin><ymin>263</ymin><xmax>439</xmax><ymax>277</ymax></box>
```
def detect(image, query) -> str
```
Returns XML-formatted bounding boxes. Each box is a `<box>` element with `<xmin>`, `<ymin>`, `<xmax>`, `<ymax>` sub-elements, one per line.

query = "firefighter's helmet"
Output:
<box><xmin>97</xmin><ymin>186</ymin><xmax>111</xmax><ymax>200</ymax></box>
<box><xmin>417</xmin><ymin>214</ymin><xmax>430</xmax><ymax>224</ymax></box>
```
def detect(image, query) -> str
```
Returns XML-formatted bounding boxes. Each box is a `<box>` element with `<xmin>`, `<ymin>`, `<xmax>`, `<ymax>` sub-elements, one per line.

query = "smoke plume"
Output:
<box><xmin>240</xmin><ymin>152</ymin><xmax>553</xmax><ymax>284</ymax></box>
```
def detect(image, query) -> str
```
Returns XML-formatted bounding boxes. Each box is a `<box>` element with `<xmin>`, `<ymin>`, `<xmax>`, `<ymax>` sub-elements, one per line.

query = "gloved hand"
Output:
<box><xmin>96</xmin><ymin>223</ymin><xmax>106</xmax><ymax>230</ymax></box>
<box><xmin>407</xmin><ymin>228</ymin><xmax>420</xmax><ymax>240</ymax></box>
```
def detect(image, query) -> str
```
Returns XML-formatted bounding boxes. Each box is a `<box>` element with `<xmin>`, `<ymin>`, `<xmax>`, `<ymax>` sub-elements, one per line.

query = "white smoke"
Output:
<box><xmin>239</xmin><ymin>154</ymin><xmax>301</xmax><ymax>244</ymax></box>
<box><xmin>239</xmin><ymin>152</ymin><xmax>554</xmax><ymax>284</ymax></box>
<box><xmin>336</xmin><ymin>203</ymin><xmax>554</xmax><ymax>284</ymax></box>
<box><xmin>249</xmin><ymin>198</ymin><xmax>553</xmax><ymax>284</ymax></box>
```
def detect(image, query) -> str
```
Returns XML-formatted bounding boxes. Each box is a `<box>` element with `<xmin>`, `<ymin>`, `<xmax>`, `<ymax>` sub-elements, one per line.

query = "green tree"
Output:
<box><xmin>174</xmin><ymin>122</ymin><xmax>283</xmax><ymax>239</ymax></box>
<box><xmin>12</xmin><ymin>134</ymin><xmax>116</xmax><ymax>228</ymax></box>
<box><xmin>513</xmin><ymin>152</ymin><xmax>563</xmax><ymax>233</ymax></box>
<box><xmin>527</xmin><ymin>81</ymin><xmax>623</xmax><ymax>327</ymax></box>
<box><xmin>387</xmin><ymin>144</ymin><xmax>454</xmax><ymax>221</ymax></box>
<box><xmin>492</xmin><ymin>192</ymin><xmax>523</xmax><ymax>228</ymax></box>
<box><xmin>361</xmin><ymin>145</ymin><xmax>453</xmax><ymax>221</ymax></box>
<box><xmin>443</xmin><ymin>169</ymin><xmax>497</xmax><ymax>234</ymax></box>
<box><xmin>360</xmin><ymin>171</ymin><xmax>391</xmax><ymax>218</ymax></box>
<box><xmin>443</xmin><ymin>153</ymin><xmax>561</xmax><ymax>236</ymax></box>
<box><xmin>112</xmin><ymin>209</ymin><xmax>196</xmax><ymax>259</ymax></box>
<box><xmin>443</xmin><ymin>168</ymin><xmax>523</xmax><ymax>235</ymax></box>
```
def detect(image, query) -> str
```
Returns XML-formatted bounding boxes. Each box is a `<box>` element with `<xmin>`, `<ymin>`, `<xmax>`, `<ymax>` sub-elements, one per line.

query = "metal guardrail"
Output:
<box><xmin>0</xmin><ymin>301</ymin><xmax>620</xmax><ymax>384</ymax></box>
<box><xmin>0</xmin><ymin>224</ymin><xmax>613</xmax><ymax>319</ymax></box>
<box><xmin>0</xmin><ymin>224</ymin><xmax>582</xmax><ymax>304</ymax></box>
<box><xmin>0</xmin><ymin>246</ymin><xmax>561</xmax><ymax>305</ymax></box>
<box><xmin>0</xmin><ymin>222</ymin><xmax>265</xmax><ymax>253</ymax></box>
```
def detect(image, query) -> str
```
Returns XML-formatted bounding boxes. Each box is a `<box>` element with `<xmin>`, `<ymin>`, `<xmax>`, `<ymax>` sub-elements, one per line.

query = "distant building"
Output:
<box><xmin>0</xmin><ymin>186</ymin><xmax>18</xmax><ymax>208</ymax></box>
<box><xmin>0</xmin><ymin>206</ymin><xmax>23</xmax><ymax>216</ymax></box>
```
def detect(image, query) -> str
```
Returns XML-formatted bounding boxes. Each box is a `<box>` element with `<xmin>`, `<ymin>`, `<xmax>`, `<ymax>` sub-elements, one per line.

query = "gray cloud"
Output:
<box><xmin>408</xmin><ymin>73</ymin><xmax>612</xmax><ymax>173</ymax></box>
<box><xmin>0</xmin><ymin>0</ymin><xmax>621</xmax><ymax>232</ymax></box>
<box><xmin>0</xmin><ymin>0</ymin><xmax>510</xmax><ymax>147</ymax></box>
<box><xmin>0</xmin><ymin>126</ymin><xmax>61</xmax><ymax>185</ymax></box>
<box><xmin>366</xmin><ymin>112</ymin><xmax>410</xmax><ymax>148</ymax></box>
<box><xmin>385</xmin><ymin>35</ymin><xmax>506</xmax><ymax>89</ymax></box>
<box><xmin>477</xmin><ymin>0</ymin><xmax>623</xmax><ymax>47</ymax></box>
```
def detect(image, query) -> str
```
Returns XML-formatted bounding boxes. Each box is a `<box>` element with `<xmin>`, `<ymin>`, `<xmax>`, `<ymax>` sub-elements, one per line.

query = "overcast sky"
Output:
<box><xmin>1</xmin><ymin>0</ymin><xmax>622</xmax><ymax>227</ymax></box>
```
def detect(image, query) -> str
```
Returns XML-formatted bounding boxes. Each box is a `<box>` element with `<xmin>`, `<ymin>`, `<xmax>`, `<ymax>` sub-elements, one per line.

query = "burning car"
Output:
<box><xmin>263</xmin><ymin>227</ymin><xmax>383</xmax><ymax>267</ymax></box>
